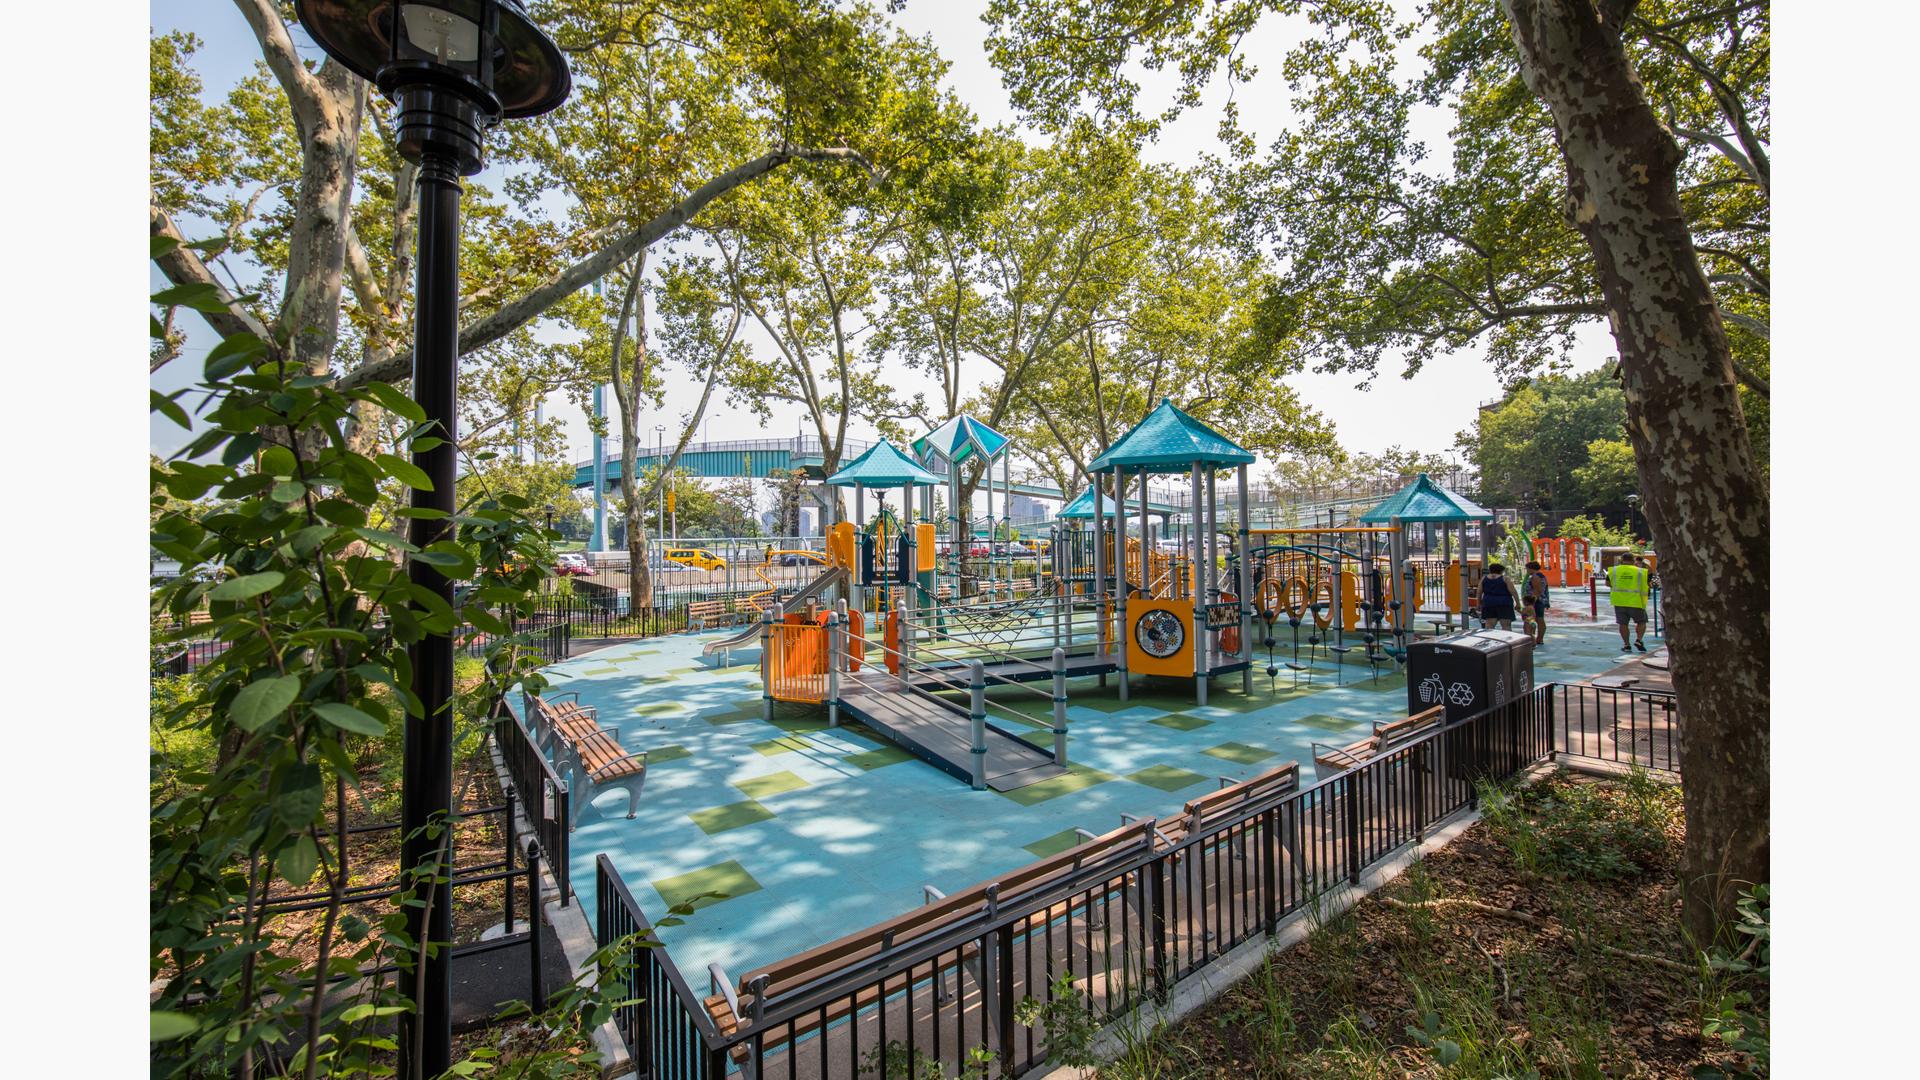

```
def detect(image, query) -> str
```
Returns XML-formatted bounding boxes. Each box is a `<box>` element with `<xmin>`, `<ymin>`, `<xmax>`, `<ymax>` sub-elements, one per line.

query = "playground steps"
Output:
<box><xmin>837</xmin><ymin>687</ymin><xmax>1067</xmax><ymax>792</ymax></box>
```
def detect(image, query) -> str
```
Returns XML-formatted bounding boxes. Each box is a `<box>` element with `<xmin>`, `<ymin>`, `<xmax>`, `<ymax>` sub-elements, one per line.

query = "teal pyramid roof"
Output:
<box><xmin>1057</xmin><ymin>488</ymin><xmax>1125</xmax><ymax>519</ymax></box>
<box><xmin>913</xmin><ymin>414</ymin><xmax>1011</xmax><ymax>468</ymax></box>
<box><xmin>1089</xmin><ymin>398</ymin><xmax>1255</xmax><ymax>473</ymax></box>
<box><xmin>826</xmin><ymin>440</ymin><xmax>946</xmax><ymax>487</ymax></box>
<box><xmin>1358</xmin><ymin>473</ymin><xmax>1493</xmax><ymax>523</ymax></box>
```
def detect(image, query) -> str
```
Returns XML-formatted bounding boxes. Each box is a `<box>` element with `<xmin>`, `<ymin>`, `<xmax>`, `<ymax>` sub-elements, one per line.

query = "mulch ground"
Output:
<box><xmin>1114</xmin><ymin>773</ymin><xmax>1763</xmax><ymax>1078</ymax></box>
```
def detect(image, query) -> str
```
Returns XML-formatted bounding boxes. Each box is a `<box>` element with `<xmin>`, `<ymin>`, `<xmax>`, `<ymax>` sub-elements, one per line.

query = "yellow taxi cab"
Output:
<box><xmin>664</xmin><ymin>547</ymin><xmax>728</xmax><ymax>572</ymax></box>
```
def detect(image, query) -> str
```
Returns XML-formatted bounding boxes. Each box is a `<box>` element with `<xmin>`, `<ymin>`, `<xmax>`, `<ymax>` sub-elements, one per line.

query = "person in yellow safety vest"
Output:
<box><xmin>1608</xmin><ymin>553</ymin><xmax>1652</xmax><ymax>653</ymax></box>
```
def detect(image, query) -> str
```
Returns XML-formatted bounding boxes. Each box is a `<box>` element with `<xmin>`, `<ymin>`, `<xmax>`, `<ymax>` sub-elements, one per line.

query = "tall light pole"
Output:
<box><xmin>292</xmin><ymin>4</ymin><xmax>568</xmax><ymax>1076</ymax></box>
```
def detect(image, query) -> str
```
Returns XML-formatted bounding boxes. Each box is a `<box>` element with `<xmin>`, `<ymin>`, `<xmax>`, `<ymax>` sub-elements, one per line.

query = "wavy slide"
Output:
<box><xmin>701</xmin><ymin>555</ymin><xmax>845</xmax><ymax>657</ymax></box>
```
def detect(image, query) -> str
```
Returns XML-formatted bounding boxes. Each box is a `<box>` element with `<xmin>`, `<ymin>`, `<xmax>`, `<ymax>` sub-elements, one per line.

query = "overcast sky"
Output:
<box><xmin>149</xmin><ymin>0</ymin><xmax>1615</xmax><ymax>476</ymax></box>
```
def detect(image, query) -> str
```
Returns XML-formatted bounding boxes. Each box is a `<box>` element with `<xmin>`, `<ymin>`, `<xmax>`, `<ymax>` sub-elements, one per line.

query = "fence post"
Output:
<box><xmin>528</xmin><ymin>841</ymin><xmax>545</xmax><ymax>1010</ymax></box>
<box><xmin>504</xmin><ymin>787</ymin><xmax>518</xmax><ymax>934</ymax></box>
<box><xmin>1148</xmin><ymin>861</ymin><xmax>1169</xmax><ymax>999</ymax></box>
<box><xmin>898</xmin><ymin>598</ymin><xmax>913</xmax><ymax>680</ymax></box>
<box><xmin>1344</xmin><ymin>772</ymin><xmax>1363</xmax><ymax>886</ymax></box>
<box><xmin>761</xmin><ymin>607</ymin><xmax>775</xmax><ymax>723</ymax></box>
<box><xmin>1262</xmin><ymin>806</ymin><xmax>1279</xmax><ymax>933</ymax></box>
<box><xmin>827</xmin><ymin>607</ymin><xmax>842</xmax><ymax>727</ymax></box>
<box><xmin>969</xmin><ymin>660</ymin><xmax>987</xmax><ymax>791</ymax></box>
<box><xmin>1052</xmin><ymin>645</ymin><xmax>1067</xmax><ymax>764</ymax></box>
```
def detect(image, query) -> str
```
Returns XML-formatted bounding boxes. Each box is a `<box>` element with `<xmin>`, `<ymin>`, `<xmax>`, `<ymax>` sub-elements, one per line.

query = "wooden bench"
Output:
<box><xmin>703</xmin><ymin>819</ymin><xmax>1158</xmax><ymax>1054</ymax></box>
<box><xmin>688</xmin><ymin>600</ymin><xmax>729</xmax><ymax>630</ymax></box>
<box><xmin>555</xmin><ymin>726</ymin><xmax>646</xmax><ymax>830</ymax></box>
<box><xmin>527</xmin><ymin>692</ymin><xmax>604</xmax><ymax>757</ymax></box>
<box><xmin>1157</xmin><ymin>761</ymin><xmax>1302</xmax><ymax>846</ymax></box>
<box><xmin>1312</xmin><ymin>705</ymin><xmax>1444</xmax><ymax>777</ymax></box>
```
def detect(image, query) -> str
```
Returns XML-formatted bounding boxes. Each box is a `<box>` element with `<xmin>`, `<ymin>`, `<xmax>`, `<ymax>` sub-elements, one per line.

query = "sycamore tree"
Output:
<box><xmin>987</xmin><ymin>0</ymin><xmax>1768</xmax><ymax>938</ymax></box>
<box><xmin>150</xmin><ymin>0</ymin><xmax>922</xmax><ymax>457</ymax></box>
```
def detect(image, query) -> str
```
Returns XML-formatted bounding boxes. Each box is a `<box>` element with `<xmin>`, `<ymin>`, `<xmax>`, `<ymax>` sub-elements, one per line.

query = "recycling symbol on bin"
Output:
<box><xmin>1418</xmin><ymin>673</ymin><xmax>1445</xmax><ymax>704</ymax></box>
<box><xmin>1447</xmin><ymin>681</ymin><xmax>1476</xmax><ymax>707</ymax></box>
<box><xmin>1492</xmin><ymin>674</ymin><xmax>1507</xmax><ymax>704</ymax></box>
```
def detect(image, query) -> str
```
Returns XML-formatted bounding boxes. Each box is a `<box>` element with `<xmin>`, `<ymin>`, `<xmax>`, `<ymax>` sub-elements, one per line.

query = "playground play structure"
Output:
<box><xmin>710</xmin><ymin>401</ymin><xmax>1538</xmax><ymax>794</ymax></box>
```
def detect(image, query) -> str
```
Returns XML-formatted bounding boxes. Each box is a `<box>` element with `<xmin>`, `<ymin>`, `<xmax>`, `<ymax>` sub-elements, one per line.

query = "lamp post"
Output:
<box><xmin>655</xmin><ymin>422</ymin><xmax>666</xmax><ymax>544</ymax></box>
<box><xmin>292</xmin><ymin>4</ymin><xmax>568</xmax><ymax>1076</ymax></box>
<box><xmin>1625</xmin><ymin>492</ymin><xmax>1643</xmax><ymax>546</ymax></box>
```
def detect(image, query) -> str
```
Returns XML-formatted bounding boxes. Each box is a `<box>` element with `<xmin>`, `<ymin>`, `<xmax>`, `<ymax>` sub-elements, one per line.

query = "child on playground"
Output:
<box><xmin>1522</xmin><ymin>560</ymin><xmax>1550</xmax><ymax>645</ymax></box>
<box><xmin>1478</xmin><ymin>563</ymin><xmax>1517</xmax><ymax>631</ymax></box>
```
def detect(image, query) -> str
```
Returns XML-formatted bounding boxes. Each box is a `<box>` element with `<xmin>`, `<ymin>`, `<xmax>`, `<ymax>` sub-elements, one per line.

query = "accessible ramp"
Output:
<box><xmin>836</xmin><ymin>685</ymin><xmax>1066</xmax><ymax>792</ymax></box>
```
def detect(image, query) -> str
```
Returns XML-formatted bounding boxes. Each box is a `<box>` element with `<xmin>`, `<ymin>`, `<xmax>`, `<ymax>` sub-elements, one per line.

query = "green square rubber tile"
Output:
<box><xmin>651</xmin><ymin>859</ymin><xmax>763</xmax><ymax>911</ymax></box>
<box><xmin>768</xmin><ymin>714</ymin><xmax>831</xmax><ymax>735</ymax></box>
<box><xmin>1295</xmin><ymin>713</ymin><xmax>1365</xmax><ymax>733</ymax></box>
<box><xmin>700</xmin><ymin>703</ymin><xmax>764</xmax><ymax>726</ymax></box>
<box><xmin>1150</xmin><ymin>713</ymin><xmax>1214</xmax><ymax>732</ymax></box>
<box><xmin>752</xmin><ymin>735</ymin><xmax>813</xmax><ymax>757</ymax></box>
<box><xmin>734</xmin><ymin>770</ymin><xmax>810</xmax><ymax>799</ymax></box>
<box><xmin>633</xmin><ymin>701</ymin><xmax>683</xmax><ymax>716</ymax></box>
<box><xmin>1128</xmin><ymin>765</ymin><xmax>1210</xmax><ymax>793</ymax></box>
<box><xmin>1023</xmin><ymin>828</ymin><xmax>1085</xmax><ymax>858</ymax></box>
<box><xmin>995</xmin><ymin>766</ymin><xmax>1115</xmax><ymax>807</ymax></box>
<box><xmin>844</xmin><ymin>745</ymin><xmax>913</xmax><ymax>770</ymax></box>
<box><xmin>1201</xmin><ymin>742</ymin><xmax>1279</xmax><ymax>765</ymax></box>
<box><xmin>688</xmin><ymin>799</ymin><xmax>774</xmax><ymax>835</ymax></box>
<box><xmin>579</xmin><ymin>665</ymin><xmax>620</xmax><ymax>676</ymax></box>
<box><xmin>644</xmin><ymin>744</ymin><xmax>692</xmax><ymax>764</ymax></box>
<box><xmin>626</xmin><ymin>649</ymin><xmax>662</xmax><ymax>657</ymax></box>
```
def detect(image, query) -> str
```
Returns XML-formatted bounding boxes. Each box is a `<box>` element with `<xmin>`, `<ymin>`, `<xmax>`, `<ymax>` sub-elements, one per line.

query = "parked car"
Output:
<box><xmin>1006</xmin><ymin>542</ymin><xmax>1036</xmax><ymax>557</ymax></box>
<box><xmin>553</xmin><ymin>552</ymin><xmax>592</xmax><ymax>577</ymax></box>
<box><xmin>664</xmin><ymin>547</ymin><xmax>728</xmax><ymax>572</ymax></box>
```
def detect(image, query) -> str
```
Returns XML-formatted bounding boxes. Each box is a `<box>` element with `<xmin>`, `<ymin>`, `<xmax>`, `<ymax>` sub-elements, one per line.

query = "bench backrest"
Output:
<box><xmin>690</xmin><ymin>600</ymin><xmax>725</xmax><ymax>613</ymax></box>
<box><xmin>1179</xmin><ymin>761</ymin><xmax>1302</xmax><ymax>834</ymax></box>
<box><xmin>1374</xmin><ymin>705</ymin><xmax>1444</xmax><ymax>747</ymax></box>
<box><xmin>740</xmin><ymin>819</ymin><xmax>1155</xmax><ymax>1000</ymax></box>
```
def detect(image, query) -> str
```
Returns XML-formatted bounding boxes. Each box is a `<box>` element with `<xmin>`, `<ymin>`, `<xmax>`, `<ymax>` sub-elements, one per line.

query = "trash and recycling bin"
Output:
<box><xmin>1406</xmin><ymin>629</ymin><xmax>1536</xmax><ymax>722</ymax></box>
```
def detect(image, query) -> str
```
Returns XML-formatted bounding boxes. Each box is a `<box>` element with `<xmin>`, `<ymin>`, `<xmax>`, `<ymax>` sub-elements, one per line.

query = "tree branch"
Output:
<box><xmin>231</xmin><ymin>0</ymin><xmax>327</xmax><ymax>140</ymax></box>
<box><xmin>338</xmin><ymin>145</ymin><xmax>872</xmax><ymax>391</ymax></box>
<box><xmin>150</xmin><ymin>204</ymin><xmax>277</xmax><ymax>363</ymax></box>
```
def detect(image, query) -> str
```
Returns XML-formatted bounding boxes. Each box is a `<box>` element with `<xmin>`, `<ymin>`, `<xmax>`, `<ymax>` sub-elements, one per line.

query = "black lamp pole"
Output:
<box><xmin>292</xmin><ymin>4</ymin><xmax>568</xmax><ymax>1076</ymax></box>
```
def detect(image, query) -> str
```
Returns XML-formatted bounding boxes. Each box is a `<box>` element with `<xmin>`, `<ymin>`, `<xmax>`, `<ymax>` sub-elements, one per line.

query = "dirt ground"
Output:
<box><xmin>1105</xmin><ymin>773</ymin><xmax>1766</xmax><ymax>1079</ymax></box>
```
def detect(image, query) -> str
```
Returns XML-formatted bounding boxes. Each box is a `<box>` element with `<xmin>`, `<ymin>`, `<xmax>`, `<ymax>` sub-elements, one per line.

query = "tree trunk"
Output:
<box><xmin>607</xmin><ymin>258</ymin><xmax>655</xmax><ymax>612</ymax></box>
<box><xmin>1500</xmin><ymin>0</ymin><xmax>1769</xmax><ymax>943</ymax></box>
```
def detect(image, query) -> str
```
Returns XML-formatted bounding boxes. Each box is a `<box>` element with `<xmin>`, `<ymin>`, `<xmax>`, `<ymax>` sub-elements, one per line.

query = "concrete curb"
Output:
<box><xmin>1023</xmin><ymin>788</ymin><xmax>1517</xmax><ymax>1080</ymax></box>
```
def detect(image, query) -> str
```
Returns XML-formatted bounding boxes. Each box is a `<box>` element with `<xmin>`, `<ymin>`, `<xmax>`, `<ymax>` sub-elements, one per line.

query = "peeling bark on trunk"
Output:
<box><xmin>1500</xmin><ymin>0</ymin><xmax>1769</xmax><ymax>941</ymax></box>
<box><xmin>607</xmin><ymin>259</ymin><xmax>655</xmax><ymax>611</ymax></box>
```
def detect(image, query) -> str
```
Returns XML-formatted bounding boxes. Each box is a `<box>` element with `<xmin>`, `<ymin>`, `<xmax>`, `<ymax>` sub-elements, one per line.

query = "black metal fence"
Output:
<box><xmin>1549</xmin><ymin>681</ymin><xmax>1681</xmax><ymax>774</ymax></box>
<box><xmin>495</xmin><ymin>708</ymin><xmax>573</xmax><ymax>904</ymax></box>
<box><xmin>592</xmin><ymin>682</ymin><xmax>1662</xmax><ymax>1079</ymax></box>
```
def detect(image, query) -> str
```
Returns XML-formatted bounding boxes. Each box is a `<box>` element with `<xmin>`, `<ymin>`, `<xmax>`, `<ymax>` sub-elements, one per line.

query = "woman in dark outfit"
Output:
<box><xmin>1478</xmin><ymin>562</ymin><xmax>1517</xmax><ymax>631</ymax></box>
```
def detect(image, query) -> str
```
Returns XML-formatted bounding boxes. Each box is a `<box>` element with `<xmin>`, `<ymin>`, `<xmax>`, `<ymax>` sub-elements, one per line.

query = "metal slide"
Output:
<box><xmin>700</xmin><ymin>566</ymin><xmax>848</xmax><ymax>657</ymax></box>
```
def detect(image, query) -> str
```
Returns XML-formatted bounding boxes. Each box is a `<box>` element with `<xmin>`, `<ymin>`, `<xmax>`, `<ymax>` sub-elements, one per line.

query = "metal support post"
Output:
<box><xmin>1052</xmin><ymin>647</ymin><xmax>1069</xmax><ymax>766</ymax></box>
<box><xmin>969</xmin><ymin>661</ymin><xmax>988</xmax><ymax>790</ymax></box>
<box><xmin>761</xmin><ymin>608</ymin><xmax>775</xmax><ymax>722</ymax></box>
<box><xmin>827</xmin><ymin>607</ymin><xmax>842</xmax><ymax>728</ymax></box>
<box><xmin>1237</xmin><ymin>465</ymin><xmax>1253</xmax><ymax>694</ymax></box>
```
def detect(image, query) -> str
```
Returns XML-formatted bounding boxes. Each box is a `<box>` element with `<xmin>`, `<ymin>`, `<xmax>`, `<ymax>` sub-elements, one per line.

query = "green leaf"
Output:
<box><xmin>220</xmin><ymin>433</ymin><xmax>263</xmax><ymax>467</ymax></box>
<box><xmin>150</xmin><ymin>1011</ymin><xmax>197</xmax><ymax>1041</ymax></box>
<box><xmin>271</xmin><ymin>480</ymin><xmax>306</xmax><ymax>503</ymax></box>
<box><xmin>150</xmin><ymin>235</ymin><xmax>182</xmax><ymax>259</ymax></box>
<box><xmin>151</xmin><ymin>390</ymin><xmax>191</xmax><ymax>430</ymax></box>
<box><xmin>230</xmin><ymin>675</ymin><xmax>301</xmax><ymax>732</ymax></box>
<box><xmin>152</xmin><ymin>282</ymin><xmax>229</xmax><ymax>313</ymax></box>
<box><xmin>204</xmin><ymin>332</ymin><xmax>270</xmax><ymax>379</ymax></box>
<box><xmin>280</xmin><ymin>835</ymin><xmax>318</xmax><ymax>886</ymax></box>
<box><xmin>314</xmin><ymin>499</ymin><xmax>368</xmax><ymax>527</ymax></box>
<box><xmin>209</xmin><ymin>571</ymin><xmax>285</xmax><ymax>601</ymax></box>
<box><xmin>312</xmin><ymin>702</ymin><xmax>387</xmax><ymax>737</ymax></box>
<box><xmin>409</xmin><ymin>550</ymin><xmax>468</xmax><ymax>569</ymax></box>
<box><xmin>377</xmin><ymin>453</ymin><xmax>433</xmax><ymax>491</ymax></box>
<box><xmin>363</xmin><ymin>381</ymin><xmax>427</xmax><ymax>424</ymax></box>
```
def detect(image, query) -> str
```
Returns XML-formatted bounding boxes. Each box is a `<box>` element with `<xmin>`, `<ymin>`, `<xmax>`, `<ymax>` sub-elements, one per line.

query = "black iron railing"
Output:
<box><xmin>596</xmin><ymin>858</ymin><xmax>728</xmax><ymax>1079</ymax></box>
<box><xmin>593</xmin><ymin>683</ymin><xmax>1612</xmax><ymax>1078</ymax></box>
<box><xmin>1549</xmin><ymin>681</ymin><xmax>1680</xmax><ymax>774</ymax></box>
<box><xmin>495</xmin><ymin>708</ymin><xmax>573</xmax><ymax>904</ymax></box>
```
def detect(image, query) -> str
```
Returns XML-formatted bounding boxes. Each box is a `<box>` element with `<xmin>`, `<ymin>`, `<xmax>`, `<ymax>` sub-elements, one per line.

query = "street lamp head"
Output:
<box><xmin>295</xmin><ymin>0</ymin><xmax>570</xmax><ymax>173</ymax></box>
